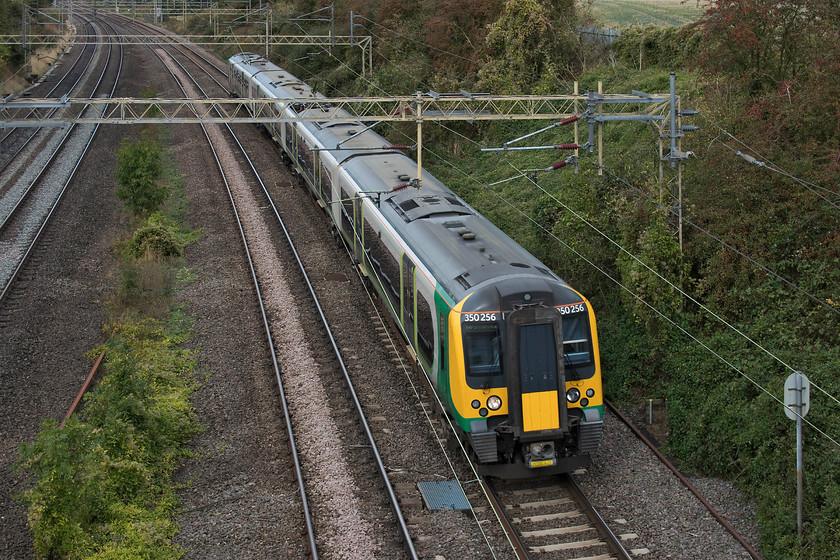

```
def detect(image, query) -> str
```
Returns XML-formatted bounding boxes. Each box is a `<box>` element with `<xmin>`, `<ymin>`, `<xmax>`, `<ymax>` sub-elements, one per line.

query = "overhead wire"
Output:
<box><xmin>602</xmin><ymin>168</ymin><xmax>840</xmax><ymax>319</ymax></box>
<box><xmin>354</xmin><ymin>14</ymin><xmax>478</xmax><ymax>65</ymax></box>
<box><xmin>700</xmin><ymin>115</ymin><xmax>840</xmax><ymax>210</ymax></box>
<box><xmin>597</xmin><ymin>168</ymin><xmax>840</xmax><ymax>408</ymax></box>
<box><xmin>425</xmin><ymin>120</ymin><xmax>840</xmax><ymax>421</ymax></box>
<box><xmin>289</xmin><ymin>42</ymin><xmax>508</xmax><ymax>560</ymax></box>
<box><xmin>276</xmin><ymin>11</ymin><xmax>840</xmax><ymax>438</ymax></box>
<box><xmin>411</xmin><ymin>124</ymin><xmax>840</xmax><ymax>440</ymax></box>
<box><xmin>354</xmin><ymin>14</ymin><xmax>577</xmax><ymax>93</ymax></box>
<box><xmin>493</xmin><ymin>166</ymin><xmax>839</xmax><ymax>448</ymax></box>
<box><xmin>423</xmin><ymin>80</ymin><xmax>840</xmax><ymax>410</ymax></box>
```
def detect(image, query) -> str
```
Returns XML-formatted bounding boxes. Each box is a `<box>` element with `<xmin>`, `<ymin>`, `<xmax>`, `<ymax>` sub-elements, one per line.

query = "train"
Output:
<box><xmin>228</xmin><ymin>52</ymin><xmax>603</xmax><ymax>478</ymax></box>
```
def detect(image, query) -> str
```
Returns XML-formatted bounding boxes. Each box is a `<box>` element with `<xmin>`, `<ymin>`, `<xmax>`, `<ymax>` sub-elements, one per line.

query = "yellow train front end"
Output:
<box><xmin>445</xmin><ymin>283</ymin><xmax>603</xmax><ymax>478</ymax></box>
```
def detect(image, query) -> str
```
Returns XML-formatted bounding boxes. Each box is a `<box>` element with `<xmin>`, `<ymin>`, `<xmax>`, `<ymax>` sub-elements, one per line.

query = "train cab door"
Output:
<box><xmin>505</xmin><ymin>307</ymin><xmax>568</xmax><ymax>437</ymax></box>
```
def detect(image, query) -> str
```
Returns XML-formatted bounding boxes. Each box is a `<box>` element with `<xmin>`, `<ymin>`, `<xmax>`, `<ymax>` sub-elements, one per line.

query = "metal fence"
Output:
<box><xmin>580</xmin><ymin>27</ymin><xmax>621</xmax><ymax>45</ymax></box>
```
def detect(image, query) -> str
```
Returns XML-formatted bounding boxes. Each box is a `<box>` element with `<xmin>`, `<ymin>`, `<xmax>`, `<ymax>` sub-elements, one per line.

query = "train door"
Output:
<box><xmin>319</xmin><ymin>160</ymin><xmax>333</xmax><ymax>206</ymax></box>
<box><xmin>505</xmin><ymin>307</ymin><xmax>568</xmax><ymax>436</ymax></box>
<box><xmin>401</xmin><ymin>256</ymin><xmax>415</xmax><ymax>347</ymax></box>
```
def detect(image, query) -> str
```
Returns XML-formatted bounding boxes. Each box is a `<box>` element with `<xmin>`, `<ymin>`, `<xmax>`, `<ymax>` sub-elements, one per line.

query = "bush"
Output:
<box><xmin>115</xmin><ymin>132</ymin><xmax>169</xmax><ymax>218</ymax></box>
<box><xmin>612</xmin><ymin>24</ymin><xmax>699</xmax><ymax>70</ymax></box>
<box><xmin>123</xmin><ymin>213</ymin><xmax>184</xmax><ymax>260</ymax></box>
<box><xmin>15</xmin><ymin>318</ymin><xmax>201</xmax><ymax>560</ymax></box>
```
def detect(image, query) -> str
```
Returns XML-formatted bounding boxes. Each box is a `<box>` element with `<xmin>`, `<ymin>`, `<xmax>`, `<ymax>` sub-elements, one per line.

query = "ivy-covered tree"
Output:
<box><xmin>478</xmin><ymin>0</ymin><xmax>583</xmax><ymax>93</ymax></box>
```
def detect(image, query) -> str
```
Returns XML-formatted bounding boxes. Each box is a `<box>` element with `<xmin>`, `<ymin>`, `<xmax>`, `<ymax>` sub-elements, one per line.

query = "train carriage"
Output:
<box><xmin>229</xmin><ymin>53</ymin><xmax>603</xmax><ymax>477</ymax></box>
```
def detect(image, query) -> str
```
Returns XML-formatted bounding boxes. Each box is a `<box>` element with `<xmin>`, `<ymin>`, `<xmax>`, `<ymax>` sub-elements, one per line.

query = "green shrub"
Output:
<box><xmin>15</xmin><ymin>318</ymin><xmax>200</xmax><ymax>560</ymax></box>
<box><xmin>115</xmin><ymin>132</ymin><xmax>169</xmax><ymax>218</ymax></box>
<box><xmin>612</xmin><ymin>24</ymin><xmax>700</xmax><ymax>70</ymax></box>
<box><xmin>123</xmin><ymin>213</ymin><xmax>184</xmax><ymax>260</ymax></box>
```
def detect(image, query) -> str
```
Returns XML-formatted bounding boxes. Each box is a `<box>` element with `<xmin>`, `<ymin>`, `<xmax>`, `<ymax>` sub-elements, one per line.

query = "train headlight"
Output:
<box><xmin>580</xmin><ymin>398</ymin><xmax>589</xmax><ymax>407</ymax></box>
<box><xmin>586</xmin><ymin>388</ymin><xmax>595</xmax><ymax>398</ymax></box>
<box><xmin>566</xmin><ymin>388</ymin><xmax>581</xmax><ymax>403</ymax></box>
<box><xmin>471</xmin><ymin>399</ymin><xmax>481</xmax><ymax>409</ymax></box>
<box><xmin>487</xmin><ymin>395</ymin><xmax>502</xmax><ymax>411</ymax></box>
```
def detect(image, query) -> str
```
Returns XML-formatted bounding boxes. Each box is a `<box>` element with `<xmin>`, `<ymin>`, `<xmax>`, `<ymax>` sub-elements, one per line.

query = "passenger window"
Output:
<box><xmin>402</xmin><ymin>256</ymin><xmax>415</xmax><ymax>333</ymax></box>
<box><xmin>417</xmin><ymin>295</ymin><xmax>434</xmax><ymax>366</ymax></box>
<box><xmin>285</xmin><ymin>123</ymin><xmax>294</xmax><ymax>151</ymax></box>
<box><xmin>341</xmin><ymin>188</ymin><xmax>354</xmax><ymax>237</ymax></box>
<box><xmin>363</xmin><ymin>220</ymin><xmax>400</xmax><ymax>309</ymax></box>
<box><xmin>297</xmin><ymin>135</ymin><xmax>315</xmax><ymax>181</ymax></box>
<box><xmin>320</xmin><ymin>161</ymin><xmax>333</xmax><ymax>204</ymax></box>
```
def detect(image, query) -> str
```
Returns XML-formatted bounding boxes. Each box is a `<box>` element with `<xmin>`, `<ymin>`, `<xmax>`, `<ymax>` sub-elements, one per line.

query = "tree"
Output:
<box><xmin>478</xmin><ymin>0</ymin><xmax>581</xmax><ymax>93</ymax></box>
<box><xmin>115</xmin><ymin>132</ymin><xmax>168</xmax><ymax>218</ymax></box>
<box><xmin>694</xmin><ymin>0</ymin><xmax>827</xmax><ymax>90</ymax></box>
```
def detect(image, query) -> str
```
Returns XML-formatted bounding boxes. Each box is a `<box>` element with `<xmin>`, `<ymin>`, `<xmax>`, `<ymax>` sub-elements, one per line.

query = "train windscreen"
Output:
<box><xmin>464</xmin><ymin>324</ymin><xmax>505</xmax><ymax>389</ymax></box>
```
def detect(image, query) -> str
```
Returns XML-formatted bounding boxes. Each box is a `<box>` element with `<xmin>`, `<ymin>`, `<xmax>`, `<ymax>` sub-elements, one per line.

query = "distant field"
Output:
<box><xmin>590</xmin><ymin>0</ymin><xmax>703</xmax><ymax>28</ymax></box>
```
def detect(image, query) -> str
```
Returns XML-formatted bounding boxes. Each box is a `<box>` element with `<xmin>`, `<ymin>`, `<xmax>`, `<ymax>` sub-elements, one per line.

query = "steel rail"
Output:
<box><xmin>479</xmin><ymin>473</ymin><xmax>632</xmax><ymax>560</ymax></box>
<box><xmin>604</xmin><ymin>399</ymin><xmax>763</xmax><ymax>560</ymax></box>
<box><xmin>0</xmin><ymin>17</ymin><xmax>96</xmax><ymax>175</ymax></box>
<box><xmin>237</xmin><ymin>128</ymin><xmax>421</xmax><ymax>560</ymax></box>
<box><xmin>1</xmin><ymin>20</ymin><xmax>122</xmax><ymax>304</ymax></box>
<box><xmin>145</xmin><ymin>30</ymin><xmax>419</xmax><ymax>556</ymax></box>
<box><xmin>121</xmin><ymin>18</ymin><xmax>229</xmax><ymax>92</ymax></box>
<box><xmin>205</xmin><ymin>126</ymin><xmax>321</xmax><ymax>559</ymax></box>
<box><xmin>0</xmin><ymin>17</ymin><xmax>114</xmax><ymax>231</ymax></box>
<box><xmin>478</xmin><ymin>475</ymin><xmax>531</xmax><ymax>559</ymax></box>
<box><xmin>59</xmin><ymin>349</ymin><xmax>106</xmax><ymax>428</ymax></box>
<box><xmin>140</xmin><ymin>37</ymin><xmax>320</xmax><ymax>558</ymax></box>
<box><xmin>564</xmin><ymin>473</ymin><xmax>633</xmax><ymax>560</ymax></box>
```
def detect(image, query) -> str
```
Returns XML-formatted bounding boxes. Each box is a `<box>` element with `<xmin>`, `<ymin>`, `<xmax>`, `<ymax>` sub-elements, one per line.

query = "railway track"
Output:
<box><xmin>604</xmin><ymin>400</ymin><xmax>762</xmax><ymax>560</ymax></box>
<box><xmin>477</xmin><ymin>474</ymin><xmax>633</xmax><ymax>560</ymax></box>
<box><xmin>0</xmin><ymin>20</ymin><xmax>92</xmax><ymax>176</ymax></box>
<box><xmin>138</xmin><ymin>30</ymin><xmax>421</xmax><ymax>558</ymax></box>
<box><xmin>0</xmin><ymin>16</ymin><xmax>122</xmax><ymax>304</ymax></box>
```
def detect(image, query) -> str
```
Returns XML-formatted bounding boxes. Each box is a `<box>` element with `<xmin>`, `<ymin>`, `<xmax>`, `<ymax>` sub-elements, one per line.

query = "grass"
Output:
<box><xmin>590</xmin><ymin>0</ymin><xmax>703</xmax><ymax>28</ymax></box>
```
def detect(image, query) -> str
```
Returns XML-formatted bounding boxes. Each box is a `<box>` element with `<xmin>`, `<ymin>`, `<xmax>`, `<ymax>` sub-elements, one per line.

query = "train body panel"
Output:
<box><xmin>229</xmin><ymin>53</ymin><xmax>603</xmax><ymax>477</ymax></box>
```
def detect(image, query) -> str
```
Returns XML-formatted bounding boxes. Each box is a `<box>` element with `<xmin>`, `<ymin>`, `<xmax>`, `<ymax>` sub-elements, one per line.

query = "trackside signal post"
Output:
<box><xmin>784</xmin><ymin>371</ymin><xmax>810</xmax><ymax>536</ymax></box>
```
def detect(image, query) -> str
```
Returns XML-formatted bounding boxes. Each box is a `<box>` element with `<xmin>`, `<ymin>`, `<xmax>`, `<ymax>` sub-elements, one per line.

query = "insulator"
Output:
<box><xmin>391</xmin><ymin>182</ymin><xmax>410</xmax><ymax>191</ymax></box>
<box><xmin>550</xmin><ymin>161</ymin><xmax>568</xmax><ymax>170</ymax></box>
<box><xmin>558</xmin><ymin>115</ymin><xmax>581</xmax><ymax>125</ymax></box>
<box><xmin>736</xmin><ymin>151</ymin><xmax>765</xmax><ymax>167</ymax></box>
<box><xmin>555</xmin><ymin>143</ymin><xmax>580</xmax><ymax>150</ymax></box>
<box><xmin>681</xmin><ymin>125</ymin><xmax>699</xmax><ymax>132</ymax></box>
<box><xmin>680</xmin><ymin>110</ymin><xmax>699</xmax><ymax>116</ymax></box>
<box><xmin>385</xmin><ymin>145</ymin><xmax>412</xmax><ymax>150</ymax></box>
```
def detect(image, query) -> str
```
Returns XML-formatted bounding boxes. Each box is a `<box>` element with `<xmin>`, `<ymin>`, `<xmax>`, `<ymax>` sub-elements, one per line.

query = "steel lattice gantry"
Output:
<box><xmin>1</xmin><ymin>90</ymin><xmax>683</xmax><ymax>189</ymax></box>
<box><xmin>0</xmin><ymin>32</ymin><xmax>374</xmax><ymax>74</ymax></box>
<box><xmin>0</xmin><ymin>92</ymin><xmax>670</xmax><ymax>126</ymax></box>
<box><xmin>0</xmin><ymin>34</ymin><xmax>369</xmax><ymax>47</ymax></box>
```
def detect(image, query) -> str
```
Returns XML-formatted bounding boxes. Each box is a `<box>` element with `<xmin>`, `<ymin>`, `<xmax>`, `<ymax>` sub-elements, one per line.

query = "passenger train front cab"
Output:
<box><xmin>447</xmin><ymin>272</ymin><xmax>603</xmax><ymax>478</ymax></box>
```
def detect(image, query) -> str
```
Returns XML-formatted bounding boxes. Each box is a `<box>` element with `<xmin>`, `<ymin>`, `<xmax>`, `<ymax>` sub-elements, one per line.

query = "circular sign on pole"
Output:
<box><xmin>784</xmin><ymin>372</ymin><xmax>810</xmax><ymax>420</ymax></box>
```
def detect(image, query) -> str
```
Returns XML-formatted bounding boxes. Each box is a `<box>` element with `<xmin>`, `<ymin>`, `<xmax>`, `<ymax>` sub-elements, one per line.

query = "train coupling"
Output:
<box><xmin>526</xmin><ymin>441</ymin><xmax>558</xmax><ymax>469</ymax></box>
